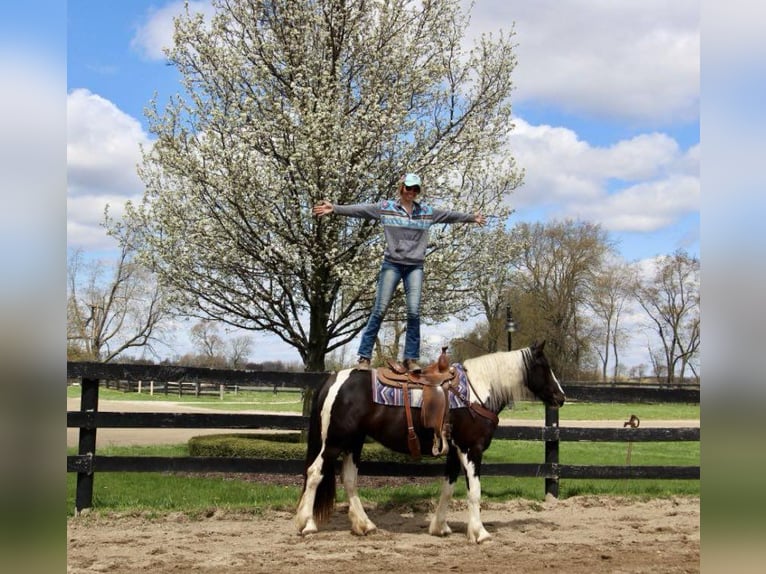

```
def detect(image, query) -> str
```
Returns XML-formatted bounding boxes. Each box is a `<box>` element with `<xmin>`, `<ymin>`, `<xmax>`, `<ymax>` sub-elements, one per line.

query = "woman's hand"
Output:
<box><xmin>312</xmin><ymin>200</ymin><xmax>334</xmax><ymax>217</ymax></box>
<box><xmin>474</xmin><ymin>213</ymin><xmax>487</xmax><ymax>226</ymax></box>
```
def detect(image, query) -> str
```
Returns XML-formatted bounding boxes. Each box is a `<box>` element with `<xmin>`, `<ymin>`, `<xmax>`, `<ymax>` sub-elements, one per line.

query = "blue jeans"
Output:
<box><xmin>358</xmin><ymin>260</ymin><xmax>424</xmax><ymax>361</ymax></box>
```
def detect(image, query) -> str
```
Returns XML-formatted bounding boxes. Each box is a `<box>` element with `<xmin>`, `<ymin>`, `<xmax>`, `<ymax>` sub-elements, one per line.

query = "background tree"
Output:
<box><xmin>121</xmin><ymin>0</ymin><xmax>520</xmax><ymax>371</ymax></box>
<box><xmin>189</xmin><ymin>320</ymin><xmax>227</xmax><ymax>367</ymax></box>
<box><xmin>228</xmin><ymin>334</ymin><xmax>254</xmax><ymax>368</ymax></box>
<box><xmin>67</xmin><ymin>245</ymin><xmax>171</xmax><ymax>362</ymax></box>
<box><xmin>632</xmin><ymin>249</ymin><xmax>700</xmax><ymax>384</ymax></box>
<box><xmin>461</xmin><ymin>223</ymin><xmax>519</xmax><ymax>353</ymax></box>
<box><xmin>449</xmin><ymin>318</ymin><xmax>499</xmax><ymax>363</ymax></box>
<box><xmin>586</xmin><ymin>260</ymin><xmax>632</xmax><ymax>381</ymax></box>
<box><xmin>507</xmin><ymin>220</ymin><xmax>615</xmax><ymax>379</ymax></box>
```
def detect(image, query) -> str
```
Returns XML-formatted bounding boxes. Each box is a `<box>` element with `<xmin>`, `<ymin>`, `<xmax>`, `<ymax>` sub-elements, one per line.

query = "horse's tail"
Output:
<box><xmin>301</xmin><ymin>373</ymin><xmax>337</xmax><ymax>524</ymax></box>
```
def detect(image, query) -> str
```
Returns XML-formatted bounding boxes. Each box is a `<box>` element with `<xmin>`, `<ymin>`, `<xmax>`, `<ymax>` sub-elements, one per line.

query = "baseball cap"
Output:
<box><xmin>403</xmin><ymin>173</ymin><xmax>421</xmax><ymax>187</ymax></box>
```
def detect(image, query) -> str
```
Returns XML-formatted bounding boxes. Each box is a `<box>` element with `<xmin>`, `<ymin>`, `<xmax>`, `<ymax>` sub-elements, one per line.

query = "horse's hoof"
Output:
<box><xmin>429</xmin><ymin>523</ymin><xmax>452</xmax><ymax>537</ymax></box>
<box><xmin>351</xmin><ymin>524</ymin><xmax>377</xmax><ymax>536</ymax></box>
<box><xmin>466</xmin><ymin>526</ymin><xmax>491</xmax><ymax>544</ymax></box>
<box><xmin>299</xmin><ymin>519</ymin><xmax>318</xmax><ymax>536</ymax></box>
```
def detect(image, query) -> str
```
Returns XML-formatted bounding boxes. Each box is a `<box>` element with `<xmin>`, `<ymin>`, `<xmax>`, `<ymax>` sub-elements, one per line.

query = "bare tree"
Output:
<box><xmin>632</xmin><ymin>250</ymin><xmax>700</xmax><ymax>384</ymax></box>
<box><xmin>228</xmin><ymin>334</ymin><xmax>254</xmax><ymax>369</ymax></box>
<box><xmin>586</xmin><ymin>260</ymin><xmax>633</xmax><ymax>381</ymax></box>
<box><xmin>189</xmin><ymin>320</ymin><xmax>227</xmax><ymax>366</ymax></box>
<box><xmin>120</xmin><ymin>0</ymin><xmax>520</xmax><ymax>371</ymax></box>
<box><xmin>67</xmin><ymin>246</ymin><xmax>171</xmax><ymax>362</ymax></box>
<box><xmin>508</xmin><ymin>220</ymin><xmax>615</xmax><ymax>379</ymax></box>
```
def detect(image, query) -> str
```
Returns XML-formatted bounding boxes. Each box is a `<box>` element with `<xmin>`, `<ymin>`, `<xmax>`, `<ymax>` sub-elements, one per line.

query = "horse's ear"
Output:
<box><xmin>531</xmin><ymin>340</ymin><xmax>546</xmax><ymax>354</ymax></box>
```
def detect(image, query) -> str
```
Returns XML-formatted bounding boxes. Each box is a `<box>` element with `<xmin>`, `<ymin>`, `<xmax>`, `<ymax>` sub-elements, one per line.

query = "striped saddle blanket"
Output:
<box><xmin>372</xmin><ymin>363</ymin><xmax>470</xmax><ymax>409</ymax></box>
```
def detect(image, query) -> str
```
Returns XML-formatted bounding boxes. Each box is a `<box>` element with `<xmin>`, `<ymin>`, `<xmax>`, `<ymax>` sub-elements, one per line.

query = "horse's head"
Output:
<box><xmin>524</xmin><ymin>340</ymin><xmax>566</xmax><ymax>409</ymax></box>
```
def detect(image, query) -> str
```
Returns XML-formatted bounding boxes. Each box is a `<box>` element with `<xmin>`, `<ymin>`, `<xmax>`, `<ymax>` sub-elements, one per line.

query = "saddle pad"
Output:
<box><xmin>372</xmin><ymin>363</ymin><xmax>470</xmax><ymax>408</ymax></box>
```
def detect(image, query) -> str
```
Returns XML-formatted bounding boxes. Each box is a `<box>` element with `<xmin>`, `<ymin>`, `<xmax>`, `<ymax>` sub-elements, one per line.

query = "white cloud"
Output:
<box><xmin>131</xmin><ymin>1</ymin><xmax>214</xmax><ymax>61</ymax></box>
<box><xmin>67</xmin><ymin>88</ymin><xmax>150</xmax><ymax>197</ymax></box>
<box><xmin>465</xmin><ymin>0</ymin><xmax>699</xmax><ymax>124</ymax></box>
<box><xmin>508</xmin><ymin>117</ymin><xmax>699</xmax><ymax>233</ymax></box>
<box><xmin>574</xmin><ymin>175</ymin><xmax>700</xmax><ymax>232</ymax></box>
<box><xmin>67</xmin><ymin>89</ymin><xmax>151</xmax><ymax>250</ymax></box>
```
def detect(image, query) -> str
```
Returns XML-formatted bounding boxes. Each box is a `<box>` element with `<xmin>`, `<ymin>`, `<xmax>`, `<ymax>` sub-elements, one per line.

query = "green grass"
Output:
<box><xmin>501</xmin><ymin>400</ymin><xmax>699</xmax><ymax>421</ymax></box>
<box><xmin>66</xmin><ymin>472</ymin><xmax>296</xmax><ymax>516</ymax></box>
<box><xmin>67</xmin><ymin>437</ymin><xmax>699</xmax><ymax>516</ymax></box>
<box><xmin>67</xmin><ymin>384</ymin><xmax>305</xmax><ymax>412</ymax></box>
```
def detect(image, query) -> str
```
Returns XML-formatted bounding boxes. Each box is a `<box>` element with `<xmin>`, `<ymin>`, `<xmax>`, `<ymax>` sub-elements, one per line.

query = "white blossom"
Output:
<box><xmin>121</xmin><ymin>0</ymin><xmax>521</xmax><ymax>368</ymax></box>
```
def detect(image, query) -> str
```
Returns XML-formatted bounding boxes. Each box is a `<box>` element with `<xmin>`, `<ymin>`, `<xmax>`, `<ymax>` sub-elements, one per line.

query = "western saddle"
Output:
<box><xmin>375</xmin><ymin>347</ymin><xmax>458</xmax><ymax>460</ymax></box>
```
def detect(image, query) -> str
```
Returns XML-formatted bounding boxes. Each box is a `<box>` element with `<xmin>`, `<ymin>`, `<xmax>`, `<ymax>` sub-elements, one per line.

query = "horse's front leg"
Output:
<box><xmin>456</xmin><ymin>448</ymin><xmax>491</xmax><ymax>543</ymax></box>
<box><xmin>341</xmin><ymin>453</ymin><xmax>377</xmax><ymax>535</ymax></box>
<box><xmin>429</xmin><ymin>447</ymin><xmax>460</xmax><ymax>537</ymax></box>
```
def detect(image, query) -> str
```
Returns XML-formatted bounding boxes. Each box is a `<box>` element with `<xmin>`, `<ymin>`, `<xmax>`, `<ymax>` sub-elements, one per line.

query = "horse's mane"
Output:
<box><xmin>462</xmin><ymin>348</ymin><xmax>536</xmax><ymax>411</ymax></box>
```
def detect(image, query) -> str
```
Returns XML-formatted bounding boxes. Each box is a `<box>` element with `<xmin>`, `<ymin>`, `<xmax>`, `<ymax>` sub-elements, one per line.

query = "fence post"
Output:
<box><xmin>544</xmin><ymin>405</ymin><xmax>560</xmax><ymax>498</ymax></box>
<box><xmin>75</xmin><ymin>377</ymin><xmax>99</xmax><ymax>514</ymax></box>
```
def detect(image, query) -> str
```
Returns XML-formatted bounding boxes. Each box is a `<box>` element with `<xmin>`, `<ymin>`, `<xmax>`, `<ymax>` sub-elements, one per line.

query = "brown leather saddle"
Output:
<box><xmin>376</xmin><ymin>347</ymin><xmax>458</xmax><ymax>460</ymax></box>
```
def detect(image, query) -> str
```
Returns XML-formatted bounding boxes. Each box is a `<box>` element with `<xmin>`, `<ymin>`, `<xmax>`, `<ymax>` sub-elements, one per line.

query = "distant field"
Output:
<box><xmin>67</xmin><ymin>385</ymin><xmax>700</xmax><ymax>420</ymax></box>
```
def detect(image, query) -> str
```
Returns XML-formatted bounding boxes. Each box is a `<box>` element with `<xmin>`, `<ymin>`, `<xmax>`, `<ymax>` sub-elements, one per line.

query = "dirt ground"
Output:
<box><xmin>67</xmin><ymin>398</ymin><xmax>700</xmax><ymax>573</ymax></box>
<box><xmin>67</xmin><ymin>495</ymin><xmax>699</xmax><ymax>574</ymax></box>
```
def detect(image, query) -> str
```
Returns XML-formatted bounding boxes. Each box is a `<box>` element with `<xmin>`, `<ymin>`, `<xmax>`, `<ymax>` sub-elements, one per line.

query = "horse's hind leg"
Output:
<box><xmin>295</xmin><ymin>453</ymin><xmax>324</xmax><ymax>535</ymax></box>
<box><xmin>341</xmin><ymin>452</ymin><xmax>377</xmax><ymax>535</ymax></box>
<box><xmin>429</xmin><ymin>447</ymin><xmax>459</xmax><ymax>537</ymax></box>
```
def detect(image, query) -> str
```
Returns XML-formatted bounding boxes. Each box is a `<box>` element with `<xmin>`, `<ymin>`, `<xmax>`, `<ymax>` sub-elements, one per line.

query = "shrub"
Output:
<box><xmin>188</xmin><ymin>433</ymin><xmax>421</xmax><ymax>464</ymax></box>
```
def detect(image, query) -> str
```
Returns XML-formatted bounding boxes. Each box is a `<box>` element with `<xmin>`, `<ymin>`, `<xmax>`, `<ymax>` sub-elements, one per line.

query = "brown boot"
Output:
<box><xmin>356</xmin><ymin>357</ymin><xmax>371</xmax><ymax>371</ymax></box>
<box><xmin>403</xmin><ymin>359</ymin><xmax>421</xmax><ymax>373</ymax></box>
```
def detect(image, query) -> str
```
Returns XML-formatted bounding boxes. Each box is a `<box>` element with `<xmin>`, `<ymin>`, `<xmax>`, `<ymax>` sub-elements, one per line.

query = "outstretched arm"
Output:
<box><xmin>432</xmin><ymin>208</ymin><xmax>487</xmax><ymax>225</ymax></box>
<box><xmin>315</xmin><ymin>201</ymin><xmax>380</xmax><ymax>220</ymax></box>
<box><xmin>312</xmin><ymin>200</ymin><xmax>334</xmax><ymax>217</ymax></box>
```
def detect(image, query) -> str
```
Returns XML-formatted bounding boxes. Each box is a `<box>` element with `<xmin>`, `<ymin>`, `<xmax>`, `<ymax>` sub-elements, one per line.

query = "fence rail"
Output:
<box><xmin>67</xmin><ymin>361</ymin><xmax>700</xmax><ymax>513</ymax></box>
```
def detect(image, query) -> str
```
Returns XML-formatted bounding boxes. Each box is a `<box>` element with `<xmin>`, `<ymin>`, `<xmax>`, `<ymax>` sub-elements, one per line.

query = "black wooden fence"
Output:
<box><xmin>67</xmin><ymin>362</ymin><xmax>700</xmax><ymax>513</ymax></box>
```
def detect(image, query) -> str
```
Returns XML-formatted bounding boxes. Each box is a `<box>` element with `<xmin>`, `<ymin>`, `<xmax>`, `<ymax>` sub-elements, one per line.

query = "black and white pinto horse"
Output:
<box><xmin>295</xmin><ymin>341</ymin><xmax>565</xmax><ymax>543</ymax></box>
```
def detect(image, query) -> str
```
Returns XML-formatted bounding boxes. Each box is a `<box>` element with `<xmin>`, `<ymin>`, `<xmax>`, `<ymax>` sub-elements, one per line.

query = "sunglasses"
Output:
<box><xmin>404</xmin><ymin>185</ymin><xmax>420</xmax><ymax>193</ymax></box>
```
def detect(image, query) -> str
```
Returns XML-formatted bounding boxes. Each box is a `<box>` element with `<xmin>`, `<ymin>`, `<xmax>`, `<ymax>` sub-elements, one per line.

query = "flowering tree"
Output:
<box><xmin>123</xmin><ymin>0</ymin><xmax>520</xmax><ymax>370</ymax></box>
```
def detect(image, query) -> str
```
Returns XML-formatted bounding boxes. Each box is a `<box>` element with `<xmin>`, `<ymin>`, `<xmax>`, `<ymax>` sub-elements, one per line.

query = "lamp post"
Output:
<box><xmin>505</xmin><ymin>305</ymin><xmax>517</xmax><ymax>351</ymax></box>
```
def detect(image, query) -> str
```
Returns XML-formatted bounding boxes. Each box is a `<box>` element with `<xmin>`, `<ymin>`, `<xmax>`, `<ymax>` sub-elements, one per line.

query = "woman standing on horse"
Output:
<box><xmin>312</xmin><ymin>173</ymin><xmax>486</xmax><ymax>372</ymax></box>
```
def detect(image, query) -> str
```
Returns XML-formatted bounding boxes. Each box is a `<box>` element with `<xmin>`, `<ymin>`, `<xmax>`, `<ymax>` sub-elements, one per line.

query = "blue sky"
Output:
<box><xmin>63</xmin><ymin>0</ymin><xmax>701</xmax><ymax>365</ymax></box>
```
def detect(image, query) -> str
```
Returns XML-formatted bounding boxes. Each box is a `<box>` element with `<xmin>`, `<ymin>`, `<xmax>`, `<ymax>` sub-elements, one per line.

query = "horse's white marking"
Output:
<box><xmin>552</xmin><ymin>370</ymin><xmax>565</xmax><ymax>397</ymax></box>
<box><xmin>295</xmin><ymin>455</ymin><xmax>322</xmax><ymax>534</ymax></box>
<box><xmin>456</xmin><ymin>449</ymin><xmax>491</xmax><ymax>543</ymax></box>
<box><xmin>429</xmin><ymin>478</ymin><xmax>455</xmax><ymax>536</ymax></box>
<box><xmin>295</xmin><ymin>369</ymin><xmax>354</xmax><ymax>535</ymax></box>
<box><xmin>320</xmin><ymin>368</ymin><xmax>353</xmax><ymax>441</ymax></box>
